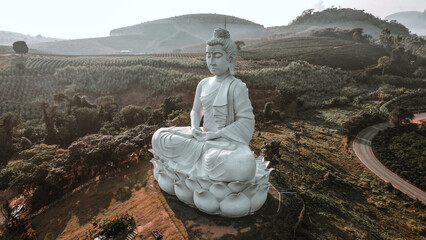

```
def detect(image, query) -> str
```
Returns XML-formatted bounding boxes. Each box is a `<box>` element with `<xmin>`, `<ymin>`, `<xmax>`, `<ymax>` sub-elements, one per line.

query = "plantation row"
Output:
<box><xmin>55</xmin><ymin>65</ymin><xmax>206</xmax><ymax>94</ymax></box>
<box><xmin>235</xmin><ymin>61</ymin><xmax>357</xmax><ymax>107</ymax></box>
<box><xmin>25</xmin><ymin>55</ymin><xmax>207</xmax><ymax>74</ymax></box>
<box><xmin>0</xmin><ymin>68</ymin><xmax>42</xmax><ymax>77</ymax></box>
<box><xmin>0</xmin><ymin>75</ymin><xmax>58</xmax><ymax>118</ymax></box>
<box><xmin>0</xmin><ymin>75</ymin><xmax>58</xmax><ymax>102</ymax></box>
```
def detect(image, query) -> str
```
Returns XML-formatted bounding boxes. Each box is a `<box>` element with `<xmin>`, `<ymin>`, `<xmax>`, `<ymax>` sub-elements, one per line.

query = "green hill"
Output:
<box><xmin>269</xmin><ymin>8</ymin><xmax>411</xmax><ymax>38</ymax></box>
<box><xmin>110</xmin><ymin>13</ymin><xmax>266</xmax><ymax>40</ymax></box>
<box><xmin>240</xmin><ymin>37</ymin><xmax>387</xmax><ymax>70</ymax></box>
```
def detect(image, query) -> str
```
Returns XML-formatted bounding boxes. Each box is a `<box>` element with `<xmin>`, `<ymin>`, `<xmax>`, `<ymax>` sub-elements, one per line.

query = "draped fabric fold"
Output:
<box><xmin>152</xmin><ymin>76</ymin><xmax>256</xmax><ymax>182</ymax></box>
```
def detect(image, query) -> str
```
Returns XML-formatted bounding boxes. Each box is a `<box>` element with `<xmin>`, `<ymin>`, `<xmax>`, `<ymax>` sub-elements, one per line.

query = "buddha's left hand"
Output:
<box><xmin>195</xmin><ymin>131</ymin><xmax>220</xmax><ymax>142</ymax></box>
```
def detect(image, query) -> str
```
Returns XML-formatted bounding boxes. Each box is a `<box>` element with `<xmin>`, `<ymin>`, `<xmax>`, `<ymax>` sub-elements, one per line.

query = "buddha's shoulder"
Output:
<box><xmin>231</xmin><ymin>77</ymin><xmax>248</xmax><ymax>91</ymax></box>
<box><xmin>197</xmin><ymin>77</ymin><xmax>211</xmax><ymax>87</ymax></box>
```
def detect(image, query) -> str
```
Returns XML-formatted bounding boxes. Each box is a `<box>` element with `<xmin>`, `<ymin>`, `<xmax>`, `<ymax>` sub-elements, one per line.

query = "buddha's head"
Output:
<box><xmin>206</xmin><ymin>28</ymin><xmax>238</xmax><ymax>76</ymax></box>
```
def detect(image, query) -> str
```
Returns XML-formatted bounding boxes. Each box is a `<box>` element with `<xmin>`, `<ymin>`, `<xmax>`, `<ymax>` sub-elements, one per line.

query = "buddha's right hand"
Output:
<box><xmin>192</xmin><ymin>127</ymin><xmax>206</xmax><ymax>140</ymax></box>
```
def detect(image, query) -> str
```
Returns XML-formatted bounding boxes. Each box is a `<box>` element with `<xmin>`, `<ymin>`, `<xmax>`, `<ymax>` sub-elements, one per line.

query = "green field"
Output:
<box><xmin>240</xmin><ymin>37</ymin><xmax>387</xmax><ymax>70</ymax></box>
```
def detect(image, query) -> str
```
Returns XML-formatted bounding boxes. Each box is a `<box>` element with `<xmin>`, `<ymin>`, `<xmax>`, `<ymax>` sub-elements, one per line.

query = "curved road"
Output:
<box><xmin>353</xmin><ymin>113</ymin><xmax>426</xmax><ymax>204</ymax></box>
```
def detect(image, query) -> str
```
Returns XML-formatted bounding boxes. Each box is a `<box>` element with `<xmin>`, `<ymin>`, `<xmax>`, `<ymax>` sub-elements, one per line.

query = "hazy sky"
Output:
<box><xmin>1</xmin><ymin>0</ymin><xmax>425</xmax><ymax>39</ymax></box>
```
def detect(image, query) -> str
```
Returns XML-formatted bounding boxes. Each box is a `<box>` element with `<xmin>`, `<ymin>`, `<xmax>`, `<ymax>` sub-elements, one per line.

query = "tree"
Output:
<box><xmin>97</xmin><ymin>96</ymin><xmax>119</xmax><ymax>123</ymax></box>
<box><xmin>275</xmin><ymin>86</ymin><xmax>297</xmax><ymax>109</ymax></box>
<box><xmin>161</xmin><ymin>96</ymin><xmax>183</xmax><ymax>118</ymax></box>
<box><xmin>0</xmin><ymin>112</ymin><xmax>21</xmax><ymax>149</ymax></box>
<box><xmin>390</xmin><ymin>107</ymin><xmax>414</xmax><ymax>127</ymax></box>
<box><xmin>119</xmin><ymin>105</ymin><xmax>147</xmax><ymax>128</ymax></box>
<box><xmin>12</xmin><ymin>41</ymin><xmax>28</xmax><ymax>56</ymax></box>
<box><xmin>263</xmin><ymin>102</ymin><xmax>274</xmax><ymax>121</ymax></box>
<box><xmin>380</xmin><ymin>28</ymin><xmax>394</xmax><ymax>50</ymax></box>
<box><xmin>235</xmin><ymin>41</ymin><xmax>245</xmax><ymax>51</ymax></box>
<box><xmin>0</xmin><ymin>112</ymin><xmax>21</xmax><ymax>162</ymax></box>
<box><xmin>377</xmin><ymin>56</ymin><xmax>391</xmax><ymax>75</ymax></box>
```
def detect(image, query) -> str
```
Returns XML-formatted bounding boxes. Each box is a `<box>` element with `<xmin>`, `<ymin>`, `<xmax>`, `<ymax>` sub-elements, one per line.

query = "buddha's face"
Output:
<box><xmin>206</xmin><ymin>44</ymin><xmax>230</xmax><ymax>77</ymax></box>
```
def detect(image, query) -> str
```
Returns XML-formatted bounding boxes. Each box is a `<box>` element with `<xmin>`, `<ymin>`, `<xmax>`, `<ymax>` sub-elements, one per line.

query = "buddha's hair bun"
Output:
<box><xmin>213</xmin><ymin>28</ymin><xmax>230</xmax><ymax>39</ymax></box>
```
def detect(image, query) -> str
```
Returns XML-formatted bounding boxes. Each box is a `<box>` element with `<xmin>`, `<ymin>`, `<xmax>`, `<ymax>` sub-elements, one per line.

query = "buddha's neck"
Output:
<box><xmin>215</xmin><ymin>73</ymin><xmax>231</xmax><ymax>82</ymax></box>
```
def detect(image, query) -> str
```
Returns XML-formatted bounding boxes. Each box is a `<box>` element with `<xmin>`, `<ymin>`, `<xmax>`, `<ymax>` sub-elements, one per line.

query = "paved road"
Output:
<box><xmin>353</xmin><ymin>113</ymin><xmax>426</xmax><ymax>204</ymax></box>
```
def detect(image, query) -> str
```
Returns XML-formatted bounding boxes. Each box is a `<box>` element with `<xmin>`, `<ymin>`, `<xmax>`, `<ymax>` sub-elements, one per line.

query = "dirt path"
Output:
<box><xmin>353</xmin><ymin>113</ymin><xmax>426</xmax><ymax>204</ymax></box>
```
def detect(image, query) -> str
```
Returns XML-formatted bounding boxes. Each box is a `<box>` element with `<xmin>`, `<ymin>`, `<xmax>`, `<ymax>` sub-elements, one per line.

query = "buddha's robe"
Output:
<box><xmin>152</xmin><ymin>76</ymin><xmax>256</xmax><ymax>182</ymax></box>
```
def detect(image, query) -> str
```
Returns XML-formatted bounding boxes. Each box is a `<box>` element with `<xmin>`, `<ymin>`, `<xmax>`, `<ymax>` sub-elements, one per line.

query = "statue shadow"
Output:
<box><xmin>161</xmin><ymin>186</ymin><xmax>302</xmax><ymax>239</ymax></box>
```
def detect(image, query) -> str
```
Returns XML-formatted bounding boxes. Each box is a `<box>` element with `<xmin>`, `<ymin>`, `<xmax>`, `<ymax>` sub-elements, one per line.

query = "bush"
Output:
<box><xmin>161</xmin><ymin>96</ymin><xmax>183</xmax><ymax>118</ymax></box>
<box><xmin>90</xmin><ymin>213</ymin><xmax>136</xmax><ymax>240</ymax></box>
<box><xmin>341</xmin><ymin>108</ymin><xmax>387</xmax><ymax>137</ymax></box>
<box><xmin>119</xmin><ymin>105</ymin><xmax>147</xmax><ymax>128</ymax></box>
<box><xmin>372</xmin><ymin>123</ymin><xmax>426</xmax><ymax>191</ymax></box>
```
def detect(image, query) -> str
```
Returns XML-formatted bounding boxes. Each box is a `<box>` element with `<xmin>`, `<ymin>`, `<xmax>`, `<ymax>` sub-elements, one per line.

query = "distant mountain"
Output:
<box><xmin>30</xmin><ymin>14</ymin><xmax>267</xmax><ymax>55</ymax></box>
<box><xmin>0</xmin><ymin>30</ymin><xmax>61</xmax><ymax>46</ymax></box>
<box><xmin>269</xmin><ymin>8</ymin><xmax>411</xmax><ymax>38</ymax></box>
<box><xmin>385</xmin><ymin>10</ymin><xmax>426</xmax><ymax>36</ymax></box>
<box><xmin>110</xmin><ymin>13</ymin><xmax>266</xmax><ymax>40</ymax></box>
<box><xmin>27</xmin><ymin>10</ymin><xmax>415</xmax><ymax>55</ymax></box>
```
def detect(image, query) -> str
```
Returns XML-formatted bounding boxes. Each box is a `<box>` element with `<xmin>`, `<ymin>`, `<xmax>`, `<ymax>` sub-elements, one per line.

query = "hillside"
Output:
<box><xmin>386</xmin><ymin>10</ymin><xmax>426</xmax><ymax>36</ymax></box>
<box><xmin>110</xmin><ymin>13</ymin><xmax>266</xmax><ymax>40</ymax></box>
<box><xmin>0</xmin><ymin>30</ymin><xmax>61</xmax><ymax>45</ymax></box>
<box><xmin>26</xmin><ymin>10</ymin><xmax>416</xmax><ymax>55</ymax></box>
<box><xmin>269</xmin><ymin>8</ymin><xmax>411</xmax><ymax>38</ymax></box>
<box><xmin>29</xmin><ymin>14</ymin><xmax>267</xmax><ymax>55</ymax></box>
<box><xmin>0</xmin><ymin>51</ymin><xmax>425</xmax><ymax>239</ymax></box>
<box><xmin>239</xmin><ymin>37</ymin><xmax>387</xmax><ymax>70</ymax></box>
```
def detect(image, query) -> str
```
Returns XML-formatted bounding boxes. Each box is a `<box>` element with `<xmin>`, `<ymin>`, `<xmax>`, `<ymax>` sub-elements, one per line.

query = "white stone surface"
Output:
<box><xmin>151</xmin><ymin>28</ymin><xmax>272</xmax><ymax>217</ymax></box>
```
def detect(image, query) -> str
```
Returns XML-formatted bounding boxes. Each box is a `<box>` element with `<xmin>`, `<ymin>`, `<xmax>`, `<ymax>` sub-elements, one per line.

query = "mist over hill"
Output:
<box><xmin>0</xmin><ymin>30</ymin><xmax>61</xmax><ymax>46</ymax></box>
<box><xmin>110</xmin><ymin>13</ymin><xmax>266</xmax><ymax>39</ymax></box>
<box><xmin>386</xmin><ymin>10</ymin><xmax>426</xmax><ymax>36</ymax></box>
<box><xmin>30</xmin><ymin>14</ymin><xmax>267</xmax><ymax>55</ymax></box>
<box><xmin>269</xmin><ymin>8</ymin><xmax>411</xmax><ymax>38</ymax></box>
<box><xmin>21</xmin><ymin>9</ymin><xmax>418</xmax><ymax>55</ymax></box>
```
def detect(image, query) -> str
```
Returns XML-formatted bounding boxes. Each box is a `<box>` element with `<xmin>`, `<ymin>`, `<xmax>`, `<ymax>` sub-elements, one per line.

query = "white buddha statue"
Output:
<box><xmin>151</xmin><ymin>28</ymin><xmax>272</xmax><ymax>217</ymax></box>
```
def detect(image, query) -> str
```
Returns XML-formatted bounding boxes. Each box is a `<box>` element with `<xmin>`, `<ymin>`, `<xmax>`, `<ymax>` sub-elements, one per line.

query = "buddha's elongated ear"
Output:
<box><xmin>227</xmin><ymin>53</ymin><xmax>236</xmax><ymax>63</ymax></box>
<box><xmin>227</xmin><ymin>53</ymin><xmax>236</xmax><ymax>75</ymax></box>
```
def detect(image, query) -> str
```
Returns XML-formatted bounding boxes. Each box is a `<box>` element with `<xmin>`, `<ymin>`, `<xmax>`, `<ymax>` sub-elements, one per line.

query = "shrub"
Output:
<box><xmin>341</xmin><ymin>108</ymin><xmax>387</xmax><ymax>137</ymax></box>
<box><xmin>119</xmin><ymin>105</ymin><xmax>147</xmax><ymax>128</ymax></box>
<box><xmin>90</xmin><ymin>213</ymin><xmax>136</xmax><ymax>240</ymax></box>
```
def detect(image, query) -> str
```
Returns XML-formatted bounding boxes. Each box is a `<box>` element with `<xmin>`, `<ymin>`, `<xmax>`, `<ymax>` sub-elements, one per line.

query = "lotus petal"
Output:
<box><xmin>242</xmin><ymin>184</ymin><xmax>259</xmax><ymax>198</ymax></box>
<box><xmin>185</xmin><ymin>177</ymin><xmax>202</xmax><ymax>192</ymax></box>
<box><xmin>194</xmin><ymin>189</ymin><xmax>219</xmax><ymax>214</ymax></box>
<box><xmin>259</xmin><ymin>161</ymin><xmax>270</xmax><ymax>170</ymax></box>
<box><xmin>175</xmin><ymin>171</ymin><xmax>188</xmax><ymax>181</ymax></box>
<box><xmin>209</xmin><ymin>183</ymin><xmax>232</xmax><ymax>201</ymax></box>
<box><xmin>158</xmin><ymin>171</ymin><xmax>175</xmax><ymax>195</ymax></box>
<box><xmin>174</xmin><ymin>180</ymin><xmax>194</xmax><ymax>206</ymax></box>
<box><xmin>250</xmin><ymin>184</ymin><xmax>270</xmax><ymax>212</ymax></box>
<box><xmin>220</xmin><ymin>192</ymin><xmax>250</xmax><ymax>217</ymax></box>
<box><xmin>256</xmin><ymin>168</ymin><xmax>274</xmax><ymax>184</ymax></box>
<box><xmin>197</xmin><ymin>178</ymin><xmax>213</xmax><ymax>189</ymax></box>
<box><xmin>164</xmin><ymin>167</ymin><xmax>179</xmax><ymax>181</ymax></box>
<box><xmin>228</xmin><ymin>181</ymin><xmax>248</xmax><ymax>193</ymax></box>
